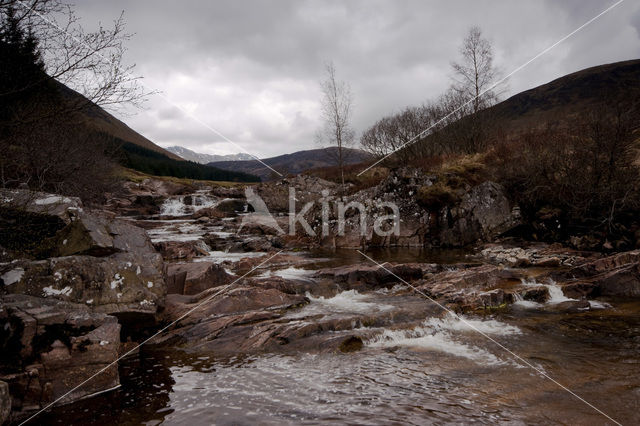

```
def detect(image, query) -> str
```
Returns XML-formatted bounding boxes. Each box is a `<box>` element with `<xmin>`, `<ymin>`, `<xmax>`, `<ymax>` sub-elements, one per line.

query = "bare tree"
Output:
<box><xmin>0</xmin><ymin>0</ymin><xmax>147</xmax><ymax>201</ymax></box>
<box><xmin>361</xmin><ymin>105</ymin><xmax>441</xmax><ymax>161</ymax></box>
<box><xmin>319</xmin><ymin>62</ymin><xmax>355</xmax><ymax>188</ymax></box>
<box><xmin>451</xmin><ymin>26</ymin><xmax>499</xmax><ymax>114</ymax></box>
<box><xmin>0</xmin><ymin>0</ymin><xmax>147</xmax><ymax>111</ymax></box>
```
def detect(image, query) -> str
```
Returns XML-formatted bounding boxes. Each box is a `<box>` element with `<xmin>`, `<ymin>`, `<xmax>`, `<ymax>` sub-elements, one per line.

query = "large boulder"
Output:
<box><xmin>0</xmin><ymin>189</ymin><xmax>166</xmax><ymax>318</ymax></box>
<box><xmin>0</xmin><ymin>295</ymin><xmax>120</xmax><ymax>413</ymax></box>
<box><xmin>2</xmin><ymin>253</ymin><xmax>165</xmax><ymax>317</ymax></box>
<box><xmin>438</xmin><ymin>182</ymin><xmax>521</xmax><ymax>246</ymax></box>
<box><xmin>0</xmin><ymin>189</ymin><xmax>82</xmax><ymax>225</ymax></box>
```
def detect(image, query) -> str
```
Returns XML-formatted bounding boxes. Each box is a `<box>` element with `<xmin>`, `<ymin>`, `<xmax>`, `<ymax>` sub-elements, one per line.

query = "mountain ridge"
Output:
<box><xmin>166</xmin><ymin>146</ymin><xmax>255</xmax><ymax>164</ymax></box>
<box><xmin>208</xmin><ymin>147</ymin><xmax>373</xmax><ymax>180</ymax></box>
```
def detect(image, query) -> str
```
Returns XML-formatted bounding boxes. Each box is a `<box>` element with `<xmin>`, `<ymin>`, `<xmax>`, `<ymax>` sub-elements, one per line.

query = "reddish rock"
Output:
<box><xmin>165</xmin><ymin>262</ymin><xmax>233</xmax><ymax>295</ymax></box>
<box><xmin>314</xmin><ymin>262</ymin><xmax>424</xmax><ymax>287</ymax></box>
<box><xmin>0</xmin><ymin>295</ymin><xmax>120</xmax><ymax>413</ymax></box>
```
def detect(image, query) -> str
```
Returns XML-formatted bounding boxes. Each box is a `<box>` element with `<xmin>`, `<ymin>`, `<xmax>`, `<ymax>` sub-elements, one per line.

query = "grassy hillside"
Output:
<box><xmin>54</xmin><ymin>81</ymin><xmax>183</xmax><ymax>160</ymax></box>
<box><xmin>476</xmin><ymin>59</ymin><xmax>640</xmax><ymax>137</ymax></box>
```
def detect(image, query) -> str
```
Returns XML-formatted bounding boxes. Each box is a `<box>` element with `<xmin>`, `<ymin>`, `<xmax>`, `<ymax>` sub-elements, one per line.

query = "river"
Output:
<box><xmin>38</xmin><ymin>194</ymin><xmax>640</xmax><ymax>425</ymax></box>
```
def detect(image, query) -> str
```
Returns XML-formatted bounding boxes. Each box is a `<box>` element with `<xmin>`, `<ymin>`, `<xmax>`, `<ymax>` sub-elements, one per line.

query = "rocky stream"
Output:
<box><xmin>1</xmin><ymin>174</ymin><xmax>640</xmax><ymax>425</ymax></box>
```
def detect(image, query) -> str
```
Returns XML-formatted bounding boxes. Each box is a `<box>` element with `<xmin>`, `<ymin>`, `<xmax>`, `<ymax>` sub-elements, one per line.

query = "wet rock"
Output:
<box><xmin>416</xmin><ymin>264</ymin><xmax>509</xmax><ymax>309</ymax></box>
<box><xmin>156</xmin><ymin>285</ymin><xmax>311</xmax><ymax>352</ymax></box>
<box><xmin>165</xmin><ymin>262</ymin><xmax>233</xmax><ymax>295</ymax></box>
<box><xmin>0</xmin><ymin>294</ymin><xmax>120</xmax><ymax>412</ymax></box>
<box><xmin>533</xmin><ymin>257</ymin><xmax>561</xmax><ymax>267</ymax></box>
<box><xmin>0</xmin><ymin>381</ymin><xmax>9</xmax><ymax>425</ymax></box>
<box><xmin>338</xmin><ymin>335</ymin><xmax>364</xmax><ymax>353</ymax></box>
<box><xmin>522</xmin><ymin>286</ymin><xmax>549</xmax><ymax>303</ymax></box>
<box><xmin>164</xmin><ymin>286</ymin><xmax>308</xmax><ymax>323</ymax></box>
<box><xmin>572</xmin><ymin>250</ymin><xmax>640</xmax><ymax>275</ymax></box>
<box><xmin>561</xmin><ymin>282</ymin><xmax>599</xmax><ymax>299</ymax></box>
<box><xmin>478</xmin><ymin>288</ymin><xmax>510</xmax><ymax>308</ymax></box>
<box><xmin>543</xmin><ymin>300</ymin><xmax>590</xmax><ymax>313</ymax></box>
<box><xmin>590</xmin><ymin>264</ymin><xmax>640</xmax><ymax>297</ymax></box>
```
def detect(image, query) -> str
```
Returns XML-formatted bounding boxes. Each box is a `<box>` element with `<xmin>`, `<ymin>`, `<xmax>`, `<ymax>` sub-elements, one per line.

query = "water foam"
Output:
<box><xmin>159</xmin><ymin>192</ymin><xmax>231</xmax><ymax>216</ymax></box>
<box><xmin>519</xmin><ymin>278</ymin><xmax>575</xmax><ymax>304</ymax></box>
<box><xmin>366</xmin><ymin>314</ymin><xmax>520</xmax><ymax>365</ymax></box>
<box><xmin>257</xmin><ymin>267</ymin><xmax>314</xmax><ymax>281</ymax></box>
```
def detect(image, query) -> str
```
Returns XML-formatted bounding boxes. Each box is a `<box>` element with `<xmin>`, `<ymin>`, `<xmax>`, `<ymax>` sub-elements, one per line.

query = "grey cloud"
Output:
<box><xmin>73</xmin><ymin>0</ymin><xmax>639</xmax><ymax>158</ymax></box>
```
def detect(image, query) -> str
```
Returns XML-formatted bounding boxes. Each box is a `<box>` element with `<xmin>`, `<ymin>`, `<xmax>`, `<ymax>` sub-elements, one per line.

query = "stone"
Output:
<box><xmin>165</xmin><ymin>262</ymin><xmax>233</xmax><ymax>295</ymax></box>
<box><xmin>533</xmin><ymin>257</ymin><xmax>562</xmax><ymax>267</ymax></box>
<box><xmin>164</xmin><ymin>286</ymin><xmax>308</xmax><ymax>323</ymax></box>
<box><xmin>522</xmin><ymin>286</ymin><xmax>549</xmax><ymax>303</ymax></box>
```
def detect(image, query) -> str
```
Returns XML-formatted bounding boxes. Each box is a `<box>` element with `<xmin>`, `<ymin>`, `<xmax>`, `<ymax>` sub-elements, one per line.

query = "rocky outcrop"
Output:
<box><xmin>255</xmin><ymin>175</ymin><xmax>337</xmax><ymax>213</ymax></box>
<box><xmin>0</xmin><ymin>295</ymin><xmax>120</xmax><ymax>415</ymax></box>
<box><xmin>250</xmin><ymin>169</ymin><xmax>521</xmax><ymax>248</ymax></box>
<box><xmin>0</xmin><ymin>197</ymin><xmax>166</xmax><ymax>318</ymax></box>
<box><xmin>0</xmin><ymin>189</ymin><xmax>168</xmax><ymax>416</ymax></box>
<box><xmin>480</xmin><ymin>244</ymin><xmax>592</xmax><ymax>268</ymax></box>
<box><xmin>437</xmin><ymin>182</ymin><xmax>521</xmax><ymax>246</ymax></box>
<box><xmin>2</xmin><ymin>253</ymin><xmax>165</xmax><ymax>317</ymax></box>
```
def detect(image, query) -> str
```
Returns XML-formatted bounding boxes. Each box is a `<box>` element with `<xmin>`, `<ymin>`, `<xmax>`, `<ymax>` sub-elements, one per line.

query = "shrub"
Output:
<box><xmin>416</xmin><ymin>182</ymin><xmax>459</xmax><ymax>210</ymax></box>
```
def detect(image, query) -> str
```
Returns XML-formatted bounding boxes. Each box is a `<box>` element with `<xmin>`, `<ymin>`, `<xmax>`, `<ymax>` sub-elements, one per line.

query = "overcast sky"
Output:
<box><xmin>73</xmin><ymin>0</ymin><xmax>640</xmax><ymax>158</ymax></box>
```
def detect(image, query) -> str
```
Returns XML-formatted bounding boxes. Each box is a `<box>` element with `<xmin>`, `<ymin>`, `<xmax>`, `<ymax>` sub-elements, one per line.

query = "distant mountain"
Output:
<box><xmin>166</xmin><ymin>146</ymin><xmax>255</xmax><ymax>164</ymax></box>
<box><xmin>208</xmin><ymin>147</ymin><xmax>373</xmax><ymax>181</ymax></box>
